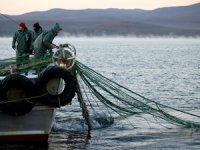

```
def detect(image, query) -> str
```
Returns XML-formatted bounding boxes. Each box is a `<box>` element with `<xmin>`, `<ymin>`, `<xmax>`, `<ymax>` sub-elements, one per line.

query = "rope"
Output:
<box><xmin>74</xmin><ymin>70</ymin><xmax>91</xmax><ymax>138</ymax></box>
<box><xmin>0</xmin><ymin>92</ymin><xmax>48</xmax><ymax>104</ymax></box>
<box><xmin>0</xmin><ymin>12</ymin><xmax>18</xmax><ymax>24</ymax></box>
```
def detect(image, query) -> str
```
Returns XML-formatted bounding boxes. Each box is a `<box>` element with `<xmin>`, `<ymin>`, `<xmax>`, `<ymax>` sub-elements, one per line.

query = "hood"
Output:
<box><xmin>52</xmin><ymin>23</ymin><xmax>62</xmax><ymax>33</ymax></box>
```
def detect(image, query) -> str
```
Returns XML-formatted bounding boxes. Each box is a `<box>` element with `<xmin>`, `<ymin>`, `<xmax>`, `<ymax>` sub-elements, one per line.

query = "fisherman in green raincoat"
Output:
<box><xmin>31</xmin><ymin>22</ymin><xmax>43</xmax><ymax>53</ymax></box>
<box><xmin>33</xmin><ymin>23</ymin><xmax>62</xmax><ymax>60</ymax></box>
<box><xmin>32</xmin><ymin>22</ymin><xmax>43</xmax><ymax>41</ymax></box>
<box><xmin>12</xmin><ymin>22</ymin><xmax>32</xmax><ymax>66</ymax></box>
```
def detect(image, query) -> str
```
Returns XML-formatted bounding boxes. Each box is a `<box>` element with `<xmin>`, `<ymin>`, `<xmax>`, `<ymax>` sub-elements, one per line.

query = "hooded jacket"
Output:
<box><xmin>33</xmin><ymin>23</ymin><xmax>62</xmax><ymax>59</ymax></box>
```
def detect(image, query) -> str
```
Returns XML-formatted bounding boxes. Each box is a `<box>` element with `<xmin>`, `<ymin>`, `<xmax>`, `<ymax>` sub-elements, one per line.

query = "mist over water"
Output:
<box><xmin>0</xmin><ymin>37</ymin><xmax>200</xmax><ymax>149</ymax></box>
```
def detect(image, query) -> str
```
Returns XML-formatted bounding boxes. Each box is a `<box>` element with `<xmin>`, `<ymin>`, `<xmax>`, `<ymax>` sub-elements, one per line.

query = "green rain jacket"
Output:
<box><xmin>32</xmin><ymin>28</ymin><xmax>43</xmax><ymax>42</ymax></box>
<box><xmin>31</xmin><ymin>28</ymin><xmax>43</xmax><ymax>53</ymax></box>
<box><xmin>33</xmin><ymin>23</ymin><xmax>62</xmax><ymax>59</ymax></box>
<box><xmin>12</xmin><ymin>28</ymin><xmax>32</xmax><ymax>57</ymax></box>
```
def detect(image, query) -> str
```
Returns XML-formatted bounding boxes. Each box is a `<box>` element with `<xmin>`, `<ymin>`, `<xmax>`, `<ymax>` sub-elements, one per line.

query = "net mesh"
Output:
<box><xmin>75</xmin><ymin>61</ymin><xmax>200</xmax><ymax>128</ymax></box>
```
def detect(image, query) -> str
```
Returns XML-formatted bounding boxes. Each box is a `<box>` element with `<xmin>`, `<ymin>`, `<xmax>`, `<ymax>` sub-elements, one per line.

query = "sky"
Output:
<box><xmin>0</xmin><ymin>0</ymin><xmax>200</xmax><ymax>15</ymax></box>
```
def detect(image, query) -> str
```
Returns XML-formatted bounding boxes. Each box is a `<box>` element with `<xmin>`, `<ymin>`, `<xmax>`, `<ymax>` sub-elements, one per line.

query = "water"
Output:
<box><xmin>0</xmin><ymin>37</ymin><xmax>200</xmax><ymax>149</ymax></box>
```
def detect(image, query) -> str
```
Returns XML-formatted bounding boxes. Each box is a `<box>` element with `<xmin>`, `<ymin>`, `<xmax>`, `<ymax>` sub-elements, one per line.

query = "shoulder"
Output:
<box><xmin>38</xmin><ymin>29</ymin><xmax>43</xmax><ymax>34</ymax></box>
<box><xmin>30</xmin><ymin>30</ymin><xmax>34</xmax><ymax>34</ymax></box>
<box><xmin>24</xmin><ymin>29</ymin><xmax>31</xmax><ymax>33</ymax></box>
<box><xmin>27</xmin><ymin>29</ymin><xmax>32</xmax><ymax>34</ymax></box>
<box><xmin>43</xmin><ymin>30</ymin><xmax>53</xmax><ymax>37</ymax></box>
<box><xmin>14</xmin><ymin>30</ymin><xmax>20</xmax><ymax>36</ymax></box>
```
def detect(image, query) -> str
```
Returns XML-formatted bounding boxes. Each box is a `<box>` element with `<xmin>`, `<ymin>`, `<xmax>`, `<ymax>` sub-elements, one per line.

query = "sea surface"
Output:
<box><xmin>0</xmin><ymin>37</ymin><xmax>200</xmax><ymax>149</ymax></box>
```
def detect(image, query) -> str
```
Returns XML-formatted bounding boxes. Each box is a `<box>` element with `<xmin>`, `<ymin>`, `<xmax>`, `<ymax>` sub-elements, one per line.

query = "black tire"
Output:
<box><xmin>37</xmin><ymin>66</ymin><xmax>76</xmax><ymax>107</ymax></box>
<box><xmin>1</xmin><ymin>74</ymin><xmax>36</xmax><ymax>116</ymax></box>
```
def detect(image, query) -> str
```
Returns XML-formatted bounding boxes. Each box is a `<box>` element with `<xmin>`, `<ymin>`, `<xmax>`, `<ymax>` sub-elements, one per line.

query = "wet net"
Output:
<box><xmin>75</xmin><ymin>61</ymin><xmax>200</xmax><ymax>128</ymax></box>
<box><xmin>0</xmin><ymin>55</ymin><xmax>52</xmax><ymax>76</ymax></box>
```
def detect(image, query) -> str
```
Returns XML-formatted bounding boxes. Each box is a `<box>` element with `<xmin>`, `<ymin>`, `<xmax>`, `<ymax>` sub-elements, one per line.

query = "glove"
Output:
<box><xmin>60</xmin><ymin>44</ymin><xmax>68</xmax><ymax>47</ymax></box>
<box><xmin>51</xmin><ymin>44</ymin><xmax>59</xmax><ymax>49</ymax></box>
<box><xmin>63</xmin><ymin>44</ymin><xmax>69</xmax><ymax>47</ymax></box>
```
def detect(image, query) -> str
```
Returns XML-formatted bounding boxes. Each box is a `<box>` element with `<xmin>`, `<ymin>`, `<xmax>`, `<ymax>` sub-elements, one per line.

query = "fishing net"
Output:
<box><xmin>0</xmin><ymin>55</ymin><xmax>52</xmax><ymax>76</ymax></box>
<box><xmin>75</xmin><ymin>61</ymin><xmax>200</xmax><ymax>128</ymax></box>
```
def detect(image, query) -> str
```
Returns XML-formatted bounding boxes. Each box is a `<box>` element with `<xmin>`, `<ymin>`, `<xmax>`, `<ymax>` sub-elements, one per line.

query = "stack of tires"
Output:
<box><xmin>0</xmin><ymin>66</ymin><xmax>76</xmax><ymax>116</ymax></box>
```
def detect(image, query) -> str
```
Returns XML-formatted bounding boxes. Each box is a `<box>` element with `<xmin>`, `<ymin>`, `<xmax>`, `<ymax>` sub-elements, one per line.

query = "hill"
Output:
<box><xmin>0</xmin><ymin>3</ymin><xmax>200</xmax><ymax>36</ymax></box>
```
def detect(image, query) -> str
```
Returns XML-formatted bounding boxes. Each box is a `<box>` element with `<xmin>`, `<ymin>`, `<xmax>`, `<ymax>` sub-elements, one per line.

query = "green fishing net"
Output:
<box><xmin>75</xmin><ymin>61</ymin><xmax>200</xmax><ymax>128</ymax></box>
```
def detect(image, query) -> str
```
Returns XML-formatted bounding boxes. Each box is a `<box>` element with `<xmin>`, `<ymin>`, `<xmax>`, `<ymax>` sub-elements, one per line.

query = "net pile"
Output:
<box><xmin>0</xmin><ymin>55</ymin><xmax>52</xmax><ymax>75</ymax></box>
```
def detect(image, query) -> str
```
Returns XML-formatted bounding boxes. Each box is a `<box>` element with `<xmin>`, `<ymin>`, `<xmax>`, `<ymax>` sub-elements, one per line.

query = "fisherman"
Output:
<box><xmin>31</xmin><ymin>22</ymin><xmax>43</xmax><ymax>54</ymax></box>
<box><xmin>12</xmin><ymin>22</ymin><xmax>32</xmax><ymax>66</ymax></box>
<box><xmin>33</xmin><ymin>22</ymin><xmax>62</xmax><ymax>60</ymax></box>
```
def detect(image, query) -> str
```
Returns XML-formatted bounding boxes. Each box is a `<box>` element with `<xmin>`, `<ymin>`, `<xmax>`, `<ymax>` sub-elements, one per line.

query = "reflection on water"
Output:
<box><xmin>49</xmin><ymin>131</ymin><xmax>89</xmax><ymax>150</ymax></box>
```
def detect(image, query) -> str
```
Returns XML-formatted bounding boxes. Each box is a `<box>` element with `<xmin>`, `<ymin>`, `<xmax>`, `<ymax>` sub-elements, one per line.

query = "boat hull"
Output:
<box><xmin>0</xmin><ymin>106</ymin><xmax>55</xmax><ymax>142</ymax></box>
